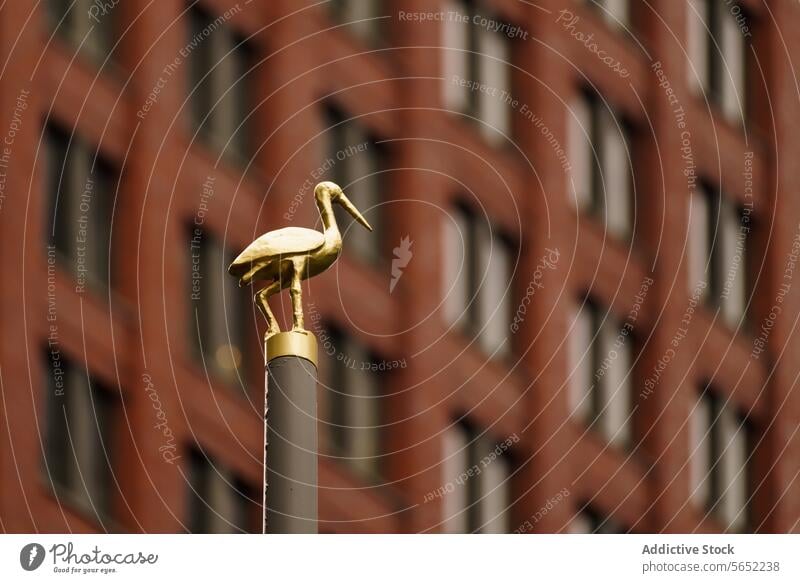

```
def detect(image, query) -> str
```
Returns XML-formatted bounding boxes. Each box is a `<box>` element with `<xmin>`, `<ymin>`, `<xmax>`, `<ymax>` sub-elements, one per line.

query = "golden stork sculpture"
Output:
<box><xmin>228</xmin><ymin>181</ymin><xmax>372</xmax><ymax>341</ymax></box>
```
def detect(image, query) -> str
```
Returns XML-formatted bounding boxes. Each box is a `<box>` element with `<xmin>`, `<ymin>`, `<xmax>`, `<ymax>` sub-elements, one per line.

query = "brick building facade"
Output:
<box><xmin>0</xmin><ymin>0</ymin><xmax>799</xmax><ymax>533</ymax></box>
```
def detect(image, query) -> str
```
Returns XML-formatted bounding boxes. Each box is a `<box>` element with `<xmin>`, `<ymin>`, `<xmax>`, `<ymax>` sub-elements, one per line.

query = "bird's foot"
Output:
<box><xmin>264</xmin><ymin>327</ymin><xmax>281</xmax><ymax>343</ymax></box>
<box><xmin>290</xmin><ymin>325</ymin><xmax>309</xmax><ymax>335</ymax></box>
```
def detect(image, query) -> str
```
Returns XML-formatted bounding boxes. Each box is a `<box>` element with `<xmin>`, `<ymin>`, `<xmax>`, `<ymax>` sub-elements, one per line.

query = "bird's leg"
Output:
<box><xmin>289</xmin><ymin>259</ymin><xmax>305</xmax><ymax>332</ymax></box>
<box><xmin>254</xmin><ymin>281</ymin><xmax>281</xmax><ymax>341</ymax></box>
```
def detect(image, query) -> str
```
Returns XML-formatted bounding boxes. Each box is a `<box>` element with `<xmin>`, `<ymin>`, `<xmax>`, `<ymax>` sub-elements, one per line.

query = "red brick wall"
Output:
<box><xmin>0</xmin><ymin>0</ymin><xmax>798</xmax><ymax>533</ymax></box>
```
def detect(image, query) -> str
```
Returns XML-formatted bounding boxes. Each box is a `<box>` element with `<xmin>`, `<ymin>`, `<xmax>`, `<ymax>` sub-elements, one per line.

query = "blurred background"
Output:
<box><xmin>1</xmin><ymin>0</ymin><xmax>799</xmax><ymax>533</ymax></box>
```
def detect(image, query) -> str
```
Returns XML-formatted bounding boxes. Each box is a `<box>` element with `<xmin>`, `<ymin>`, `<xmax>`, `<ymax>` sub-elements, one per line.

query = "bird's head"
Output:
<box><xmin>314</xmin><ymin>181</ymin><xmax>373</xmax><ymax>231</ymax></box>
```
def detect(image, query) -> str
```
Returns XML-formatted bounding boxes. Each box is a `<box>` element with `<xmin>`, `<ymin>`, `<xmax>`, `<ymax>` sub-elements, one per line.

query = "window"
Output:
<box><xmin>45</xmin><ymin>121</ymin><xmax>116</xmax><ymax>289</ymax></box>
<box><xmin>441</xmin><ymin>204</ymin><xmax>513</xmax><ymax>358</ymax></box>
<box><xmin>329</xmin><ymin>0</ymin><xmax>385</xmax><ymax>45</ymax></box>
<box><xmin>570</xmin><ymin>504</ymin><xmax>624</xmax><ymax>533</ymax></box>
<box><xmin>442</xmin><ymin>205</ymin><xmax>471</xmax><ymax>328</ymax></box>
<box><xmin>686</xmin><ymin>0</ymin><xmax>747</xmax><ymax>123</ymax></box>
<box><xmin>44</xmin><ymin>351</ymin><xmax>116</xmax><ymax>522</ymax></box>
<box><xmin>189</xmin><ymin>227</ymin><xmax>247</xmax><ymax>387</ymax></box>
<box><xmin>567</xmin><ymin>91</ymin><xmax>633</xmax><ymax>239</ymax></box>
<box><xmin>322</xmin><ymin>326</ymin><xmax>383</xmax><ymax>479</ymax></box>
<box><xmin>587</xmin><ymin>0</ymin><xmax>630</xmax><ymax>28</ymax></box>
<box><xmin>45</xmin><ymin>0</ymin><xmax>118</xmax><ymax>65</ymax></box>
<box><xmin>442</xmin><ymin>0</ymin><xmax>513</xmax><ymax>143</ymax></box>
<box><xmin>441</xmin><ymin>421</ymin><xmax>511</xmax><ymax>533</ymax></box>
<box><xmin>187</xmin><ymin>448</ymin><xmax>258</xmax><ymax>533</ymax></box>
<box><xmin>568</xmin><ymin>300</ymin><xmax>633</xmax><ymax>447</ymax></box>
<box><xmin>687</xmin><ymin>185</ymin><xmax>748</xmax><ymax>326</ymax></box>
<box><xmin>186</xmin><ymin>3</ymin><xmax>255</xmax><ymax>161</ymax></box>
<box><xmin>687</xmin><ymin>186</ymin><xmax>711</xmax><ymax>296</ymax></box>
<box><xmin>324</xmin><ymin>106</ymin><xmax>386</xmax><ymax>266</ymax></box>
<box><xmin>688</xmin><ymin>388</ymin><xmax>751</xmax><ymax>531</ymax></box>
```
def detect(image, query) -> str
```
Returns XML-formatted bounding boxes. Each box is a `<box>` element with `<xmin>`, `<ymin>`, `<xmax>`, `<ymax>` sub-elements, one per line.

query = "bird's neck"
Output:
<box><xmin>318</xmin><ymin>197</ymin><xmax>341</xmax><ymax>244</ymax></box>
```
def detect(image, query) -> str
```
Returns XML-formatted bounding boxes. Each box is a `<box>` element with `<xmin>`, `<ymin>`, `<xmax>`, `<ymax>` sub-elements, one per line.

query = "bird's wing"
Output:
<box><xmin>228</xmin><ymin>227</ymin><xmax>325</xmax><ymax>276</ymax></box>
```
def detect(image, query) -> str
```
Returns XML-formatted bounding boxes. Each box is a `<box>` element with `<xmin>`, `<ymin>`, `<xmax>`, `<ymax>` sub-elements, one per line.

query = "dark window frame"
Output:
<box><xmin>698</xmin><ymin>385</ymin><xmax>753</xmax><ymax>531</ymax></box>
<box><xmin>44</xmin><ymin>119</ymin><xmax>118</xmax><ymax>291</ymax></box>
<box><xmin>323</xmin><ymin>103</ymin><xmax>388</xmax><ymax>268</ymax></box>
<box><xmin>187</xmin><ymin>223</ymin><xmax>250</xmax><ymax>390</ymax></box>
<box><xmin>321</xmin><ymin>321</ymin><xmax>386</xmax><ymax>480</ymax></box>
<box><xmin>43</xmin><ymin>349</ymin><xmax>118</xmax><ymax>524</ymax></box>
<box><xmin>186</xmin><ymin>447</ymin><xmax>258</xmax><ymax>533</ymax></box>
<box><xmin>451</xmin><ymin>417</ymin><xmax>513</xmax><ymax>534</ymax></box>
<box><xmin>185</xmin><ymin>1</ymin><xmax>257</xmax><ymax>163</ymax></box>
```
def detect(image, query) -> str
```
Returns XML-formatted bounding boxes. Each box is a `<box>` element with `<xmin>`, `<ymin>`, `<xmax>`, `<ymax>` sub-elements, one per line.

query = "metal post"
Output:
<box><xmin>229</xmin><ymin>181</ymin><xmax>371</xmax><ymax>533</ymax></box>
<box><xmin>263</xmin><ymin>331</ymin><xmax>318</xmax><ymax>534</ymax></box>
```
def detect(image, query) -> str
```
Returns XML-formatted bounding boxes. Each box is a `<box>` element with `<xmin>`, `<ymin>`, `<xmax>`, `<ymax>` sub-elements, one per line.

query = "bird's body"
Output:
<box><xmin>229</xmin><ymin>226</ymin><xmax>329</xmax><ymax>284</ymax></box>
<box><xmin>228</xmin><ymin>182</ymin><xmax>371</xmax><ymax>340</ymax></box>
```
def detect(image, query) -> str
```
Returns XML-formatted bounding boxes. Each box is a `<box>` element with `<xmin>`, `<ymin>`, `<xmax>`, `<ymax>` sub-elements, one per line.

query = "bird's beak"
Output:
<box><xmin>336</xmin><ymin>192</ymin><xmax>373</xmax><ymax>231</ymax></box>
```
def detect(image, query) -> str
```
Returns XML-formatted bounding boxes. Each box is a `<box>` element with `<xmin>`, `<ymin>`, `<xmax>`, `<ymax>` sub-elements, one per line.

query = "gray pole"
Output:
<box><xmin>263</xmin><ymin>331</ymin><xmax>318</xmax><ymax>534</ymax></box>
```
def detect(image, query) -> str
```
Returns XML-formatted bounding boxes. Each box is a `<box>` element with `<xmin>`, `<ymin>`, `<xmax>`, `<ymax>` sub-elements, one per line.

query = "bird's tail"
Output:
<box><xmin>237</xmin><ymin>263</ymin><xmax>262</xmax><ymax>287</ymax></box>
